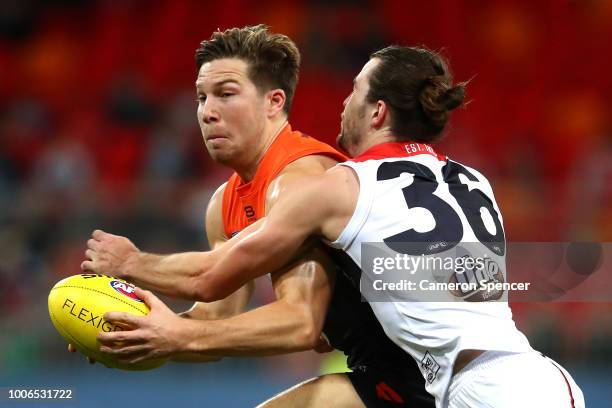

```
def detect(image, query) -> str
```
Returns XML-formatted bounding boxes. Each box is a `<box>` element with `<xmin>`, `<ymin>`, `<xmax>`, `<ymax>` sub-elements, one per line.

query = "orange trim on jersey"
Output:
<box><xmin>221</xmin><ymin>123</ymin><xmax>347</xmax><ymax>238</ymax></box>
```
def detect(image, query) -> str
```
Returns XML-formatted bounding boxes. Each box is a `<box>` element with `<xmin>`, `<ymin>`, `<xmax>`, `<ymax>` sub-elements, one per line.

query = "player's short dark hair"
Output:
<box><xmin>195</xmin><ymin>24</ymin><xmax>300</xmax><ymax>115</ymax></box>
<box><xmin>367</xmin><ymin>46</ymin><xmax>466</xmax><ymax>143</ymax></box>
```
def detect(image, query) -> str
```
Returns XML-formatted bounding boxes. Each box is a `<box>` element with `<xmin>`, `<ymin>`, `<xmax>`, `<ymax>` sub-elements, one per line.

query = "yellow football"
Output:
<box><xmin>48</xmin><ymin>273</ymin><xmax>167</xmax><ymax>370</ymax></box>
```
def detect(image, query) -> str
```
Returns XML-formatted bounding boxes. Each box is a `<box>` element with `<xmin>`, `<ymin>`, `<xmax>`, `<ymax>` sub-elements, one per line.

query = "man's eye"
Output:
<box><xmin>221</xmin><ymin>92</ymin><xmax>233</xmax><ymax>98</ymax></box>
<box><xmin>197</xmin><ymin>95</ymin><xmax>206</xmax><ymax>102</ymax></box>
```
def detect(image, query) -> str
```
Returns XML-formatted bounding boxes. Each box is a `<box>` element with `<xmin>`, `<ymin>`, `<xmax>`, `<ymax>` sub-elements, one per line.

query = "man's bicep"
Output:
<box><xmin>265</xmin><ymin>154</ymin><xmax>338</xmax><ymax>212</ymax></box>
<box><xmin>181</xmin><ymin>281</ymin><xmax>254</xmax><ymax>320</ymax></box>
<box><xmin>220</xmin><ymin>244</ymin><xmax>337</xmax><ymax>350</ymax></box>
<box><xmin>229</xmin><ymin>177</ymin><xmax>336</xmax><ymax>278</ymax></box>
<box><xmin>263</xmin><ymin>161</ymin><xmax>349</xmax><ymax>265</ymax></box>
<box><xmin>271</xmin><ymin>245</ymin><xmax>336</xmax><ymax>322</ymax></box>
<box><xmin>196</xmin><ymin>217</ymin><xmax>309</xmax><ymax>301</ymax></box>
<box><xmin>205</xmin><ymin>182</ymin><xmax>228</xmax><ymax>250</ymax></box>
<box><xmin>195</xmin><ymin>178</ymin><xmax>332</xmax><ymax>300</ymax></box>
<box><xmin>267</xmin><ymin>177</ymin><xmax>332</xmax><ymax>240</ymax></box>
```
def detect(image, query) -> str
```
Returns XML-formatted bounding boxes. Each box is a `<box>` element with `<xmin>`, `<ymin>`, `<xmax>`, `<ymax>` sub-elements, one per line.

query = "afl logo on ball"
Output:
<box><xmin>110</xmin><ymin>280</ymin><xmax>143</xmax><ymax>302</ymax></box>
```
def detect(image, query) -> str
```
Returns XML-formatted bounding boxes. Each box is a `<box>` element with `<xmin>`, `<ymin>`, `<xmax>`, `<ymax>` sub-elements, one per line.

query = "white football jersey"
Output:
<box><xmin>330</xmin><ymin>142</ymin><xmax>532</xmax><ymax>407</ymax></box>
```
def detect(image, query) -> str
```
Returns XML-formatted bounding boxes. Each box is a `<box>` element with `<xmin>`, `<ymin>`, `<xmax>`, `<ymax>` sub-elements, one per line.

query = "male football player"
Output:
<box><xmin>80</xmin><ymin>26</ymin><xmax>433</xmax><ymax>408</ymax></box>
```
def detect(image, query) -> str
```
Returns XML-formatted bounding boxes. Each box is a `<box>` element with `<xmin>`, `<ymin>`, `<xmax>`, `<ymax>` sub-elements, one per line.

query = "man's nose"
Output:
<box><xmin>202</xmin><ymin>100</ymin><xmax>219</xmax><ymax>124</ymax></box>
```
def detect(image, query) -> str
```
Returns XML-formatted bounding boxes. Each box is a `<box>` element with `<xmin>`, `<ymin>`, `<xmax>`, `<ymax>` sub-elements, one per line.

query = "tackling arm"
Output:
<box><xmin>192</xmin><ymin>164</ymin><xmax>356</xmax><ymax>302</ymax></box>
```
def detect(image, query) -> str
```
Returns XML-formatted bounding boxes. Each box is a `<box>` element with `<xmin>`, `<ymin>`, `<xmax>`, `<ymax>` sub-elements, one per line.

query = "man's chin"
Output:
<box><xmin>336</xmin><ymin>134</ymin><xmax>349</xmax><ymax>155</ymax></box>
<box><xmin>205</xmin><ymin>147</ymin><xmax>233</xmax><ymax>165</ymax></box>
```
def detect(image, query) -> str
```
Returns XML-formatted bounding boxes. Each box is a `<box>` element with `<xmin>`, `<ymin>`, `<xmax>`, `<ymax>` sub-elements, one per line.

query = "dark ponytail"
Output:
<box><xmin>368</xmin><ymin>46</ymin><xmax>466</xmax><ymax>143</ymax></box>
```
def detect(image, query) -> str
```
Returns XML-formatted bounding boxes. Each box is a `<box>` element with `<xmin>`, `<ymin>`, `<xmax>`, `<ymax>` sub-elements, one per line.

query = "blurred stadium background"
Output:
<box><xmin>1</xmin><ymin>0</ymin><xmax>611</xmax><ymax>406</ymax></box>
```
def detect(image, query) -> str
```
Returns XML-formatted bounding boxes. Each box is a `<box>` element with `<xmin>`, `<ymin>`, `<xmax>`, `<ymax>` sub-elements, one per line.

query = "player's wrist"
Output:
<box><xmin>179</xmin><ymin>318</ymin><xmax>211</xmax><ymax>354</ymax></box>
<box><xmin>120</xmin><ymin>250</ymin><xmax>142</xmax><ymax>281</ymax></box>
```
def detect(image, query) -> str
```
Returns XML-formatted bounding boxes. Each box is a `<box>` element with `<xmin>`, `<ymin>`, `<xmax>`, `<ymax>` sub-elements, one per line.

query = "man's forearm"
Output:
<box><xmin>179</xmin><ymin>299</ymin><xmax>320</xmax><ymax>357</ymax></box>
<box><xmin>123</xmin><ymin>251</ymin><xmax>214</xmax><ymax>300</ymax></box>
<box><xmin>171</xmin><ymin>353</ymin><xmax>222</xmax><ymax>363</ymax></box>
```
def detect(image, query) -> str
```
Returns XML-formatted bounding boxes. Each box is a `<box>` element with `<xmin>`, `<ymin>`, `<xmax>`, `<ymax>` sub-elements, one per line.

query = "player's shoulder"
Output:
<box><xmin>325</xmin><ymin>164</ymin><xmax>360</xmax><ymax>194</ymax></box>
<box><xmin>205</xmin><ymin>182</ymin><xmax>229</xmax><ymax>244</ymax></box>
<box><xmin>208</xmin><ymin>181</ymin><xmax>228</xmax><ymax>205</ymax></box>
<box><xmin>282</xmin><ymin>163</ymin><xmax>357</xmax><ymax>194</ymax></box>
<box><xmin>313</xmin><ymin>165</ymin><xmax>360</xmax><ymax>239</ymax></box>
<box><xmin>206</xmin><ymin>181</ymin><xmax>228</xmax><ymax>218</ymax></box>
<box><xmin>301</xmin><ymin>164</ymin><xmax>359</xmax><ymax>212</ymax></box>
<box><xmin>278</xmin><ymin>154</ymin><xmax>340</xmax><ymax>178</ymax></box>
<box><xmin>448</xmin><ymin>157</ymin><xmax>481</xmax><ymax>175</ymax></box>
<box><xmin>265</xmin><ymin>155</ymin><xmax>341</xmax><ymax>210</ymax></box>
<box><xmin>448</xmin><ymin>158</ymin><xmax>494</xmax><ymax>186</ymax></box>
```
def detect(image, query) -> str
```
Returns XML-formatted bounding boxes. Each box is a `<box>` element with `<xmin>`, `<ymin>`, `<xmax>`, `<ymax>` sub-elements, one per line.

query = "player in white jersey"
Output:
<box><xmin>96</xmin><ymin>46</ymin><xmax>584</xmax><ymax>408</ymax></box>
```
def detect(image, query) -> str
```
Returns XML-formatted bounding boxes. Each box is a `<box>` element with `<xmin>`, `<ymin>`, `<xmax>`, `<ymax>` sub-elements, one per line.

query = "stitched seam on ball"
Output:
<box><xmin>51</xmin><ymin>285</ymin><xmax>146</xmax><ymax>314</ymax></box>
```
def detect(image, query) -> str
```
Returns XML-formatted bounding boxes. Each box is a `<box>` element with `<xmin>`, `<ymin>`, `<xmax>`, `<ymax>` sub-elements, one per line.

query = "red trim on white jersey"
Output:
<box><xmin>549</xmin><ymin>359</ymin><xmax>576</xmax><ymax>408</ymax></box>
<box><xmin>351</xmin><ymin>142</ymin><xmax>447</xmax><ymax>163</ymax></box>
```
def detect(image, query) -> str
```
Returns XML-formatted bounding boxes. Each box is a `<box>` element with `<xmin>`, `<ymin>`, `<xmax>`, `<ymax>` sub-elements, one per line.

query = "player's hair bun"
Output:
<box><xmin>439</xmin><ymin>85</ymin><xmax>465</xmax><ymax>110</ymax></box>
<box><xmin>419</xmin><ymin>76</ymin><xmax>465</xmax><ymax>128</ymax></box>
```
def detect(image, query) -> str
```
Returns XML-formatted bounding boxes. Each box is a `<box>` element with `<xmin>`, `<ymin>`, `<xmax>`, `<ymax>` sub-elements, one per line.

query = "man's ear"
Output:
<box><xmin>266</xmin><ymin>89</ymin><xmax>286</xmax><ymax>117</ymax></box>
<box><xmin>371</xmin><ymin>100</ymin><xmax>388</xmax><ymax>129</ymax></box>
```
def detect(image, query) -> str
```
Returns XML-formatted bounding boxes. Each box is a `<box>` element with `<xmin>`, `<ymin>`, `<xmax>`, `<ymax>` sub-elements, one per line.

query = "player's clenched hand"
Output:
<box><xmin>97</xmin><ymin>288</ymin><xmax>188</xmax><ymax>364</ymax></box>
<box><xmin>81</xmin><ymin>229</ymin><xmax>138</xmax><ymax>279</ymax></box>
